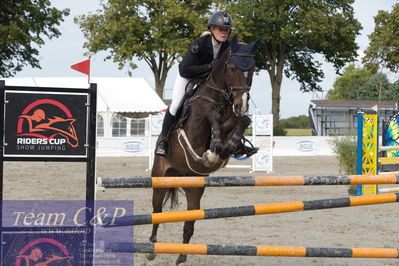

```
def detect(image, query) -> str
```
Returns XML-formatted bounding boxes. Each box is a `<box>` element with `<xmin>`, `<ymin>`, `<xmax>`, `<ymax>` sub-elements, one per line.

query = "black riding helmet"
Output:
<box><xmin>207</xmin><ymin>11</ymin><xmax>233</xmax><ymax>30</ymax></box>
<box><xmin>208</xmin><ymin>11</ymin><xmax>233</xmax><ymax>44</ymax></box>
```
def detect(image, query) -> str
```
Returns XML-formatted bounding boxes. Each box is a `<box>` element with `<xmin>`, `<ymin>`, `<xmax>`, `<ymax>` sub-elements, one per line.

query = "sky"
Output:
<box><xmin>12</xmin><ymin>0</ymin><xmax>398</xmax><ymax>118</ymax></box>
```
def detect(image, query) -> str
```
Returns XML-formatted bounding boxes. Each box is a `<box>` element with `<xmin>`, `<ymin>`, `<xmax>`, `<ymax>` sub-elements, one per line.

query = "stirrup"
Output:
<box><xmin>245</xmin><ymin>146</ymin><xmax>258</xmax><ymax>157</ymax></box>
<box><xmin>234</xmin><ymin>145</ymin><xmax>258</xmax><ymax>158</ymax></box>
<box><xmin>233</xmin><ymin>137</ymin><xmax>258</xmax><ymax>158</ymax></box>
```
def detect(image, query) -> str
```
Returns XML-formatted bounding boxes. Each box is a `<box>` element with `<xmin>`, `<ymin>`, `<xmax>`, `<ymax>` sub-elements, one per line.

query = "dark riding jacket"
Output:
<box><xmin>179</xmin><ymin>34</ymin><xmax>230</xmax><ymax>79</ymax></box>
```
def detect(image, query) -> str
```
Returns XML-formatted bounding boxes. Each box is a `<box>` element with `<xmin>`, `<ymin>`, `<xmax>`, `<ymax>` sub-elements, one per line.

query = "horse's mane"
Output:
<box><xmin>207</xmin><ymin>46</ymin><xmax>230</xmax><ymax>83</ymax></box>
<box><xmin>214</xmin><ymin>46</ymin><xmax>230</xmax><ymax>71</ymax></box>
<box><xmin>206</xmin><ymin>36</ymin><xmax>260</xmax><ymax>85</ymax></box>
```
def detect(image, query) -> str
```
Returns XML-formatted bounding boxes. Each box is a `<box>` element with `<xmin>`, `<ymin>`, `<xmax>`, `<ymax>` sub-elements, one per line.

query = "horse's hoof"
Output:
<box><xmin>175</xmin><ymin>254</ymin><xmax>187</xmax><ymax>265</ymax></box>
<box><xmin>203</xmin><ymin>160</ymin><xmax>213</xmax><ymax>167</ymax></box>
<box><xmin>146</xmin><ymin>253</ymin><xmax>156</xmax><ymax>261</ymax></box>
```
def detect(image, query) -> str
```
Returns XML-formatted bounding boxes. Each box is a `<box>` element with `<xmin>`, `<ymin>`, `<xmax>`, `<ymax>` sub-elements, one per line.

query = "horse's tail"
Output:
<box><xmin>163</xmin><ymin>188</ymin><xmax>180</xmax><ymax>209</ymax></box>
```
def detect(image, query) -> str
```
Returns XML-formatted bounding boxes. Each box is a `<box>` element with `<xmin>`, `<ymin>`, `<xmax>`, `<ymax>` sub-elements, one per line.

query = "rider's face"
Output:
<box><xmin>211</xmin><ymin>26</ymin><xmax>230</xmax><ymax>43</ymax></box>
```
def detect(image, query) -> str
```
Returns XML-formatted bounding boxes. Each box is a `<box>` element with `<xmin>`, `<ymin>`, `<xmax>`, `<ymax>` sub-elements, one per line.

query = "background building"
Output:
<box><xmin>309</xmin><ymin>100</ymin><xmax>398</xmax><ymax>136</ymax></box>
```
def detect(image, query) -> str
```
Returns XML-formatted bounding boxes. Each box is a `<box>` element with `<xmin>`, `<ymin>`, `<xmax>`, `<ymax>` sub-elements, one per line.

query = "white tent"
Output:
<box><xmin>3</xmin><ymin>77</ymin><xmax>167</xmax><ymax>113</ymax></box>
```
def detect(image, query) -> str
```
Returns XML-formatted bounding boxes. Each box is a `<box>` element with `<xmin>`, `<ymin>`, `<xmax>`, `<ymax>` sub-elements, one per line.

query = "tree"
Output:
<box><xmin>227</xmin><ymin>0</ymin><xmax>362</xmax><ymax>130</ymax></box>
<box><xmin>354</xmin><ymin>72</ymin><xmax>393</xmax><ymax>101</ymax></box>
<box><xmin>363</xmin><ymin>3</ymin><xmax>399</xmax><ymax>73</ymax></box>
<box><xmin>279</xmin><ymin>115</ymin><xmax>310</xmax><ymax>128</ymax></box>
<box><xmin>326</xmin><ymin>64</ymin><xmax>398</xmax><ymax>101</ymax></box>
<box><xmin>0</xmin><ymin>0</ymin><xmax>69</xmax><ymax>77</ymax></box>
<box><xmin>325</xmin><ymin>64</ymin><xmax>373</xmax><ymax>100</ymax></box>
<box><xmin>76</xmin><ymin>0</ymin><xmax>212</xmax><ymax>98</ymax></box>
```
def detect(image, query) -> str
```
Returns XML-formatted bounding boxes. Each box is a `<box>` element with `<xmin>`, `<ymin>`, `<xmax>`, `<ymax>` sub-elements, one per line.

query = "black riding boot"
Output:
<box><xmin>234</xmin><ymin>141</ymin><xmax>259</xmax><ymax>158</ymax></box>
<box><xmin>155</xmin><ymin>109</ymin><xmax>175</xmax><ymax>156</ymax></box>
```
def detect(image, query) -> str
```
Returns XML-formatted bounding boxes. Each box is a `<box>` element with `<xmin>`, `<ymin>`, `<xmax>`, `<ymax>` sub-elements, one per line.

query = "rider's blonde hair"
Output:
<box><xmin>200</xmin><ymin>31</ymin><xmax>211</xmax><ymax>37</ymax></box>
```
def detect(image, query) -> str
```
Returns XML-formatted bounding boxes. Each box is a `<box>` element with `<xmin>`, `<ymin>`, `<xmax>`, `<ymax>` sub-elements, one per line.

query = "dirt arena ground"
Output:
<box><xmin>4</xmin><ymin>156</ymin><xmax>399</xmax><ymax>265</ymax></box>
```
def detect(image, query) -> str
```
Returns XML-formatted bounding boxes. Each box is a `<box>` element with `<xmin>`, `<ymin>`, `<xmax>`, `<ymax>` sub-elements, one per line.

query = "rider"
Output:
<box><xmin>155</xmin><ymin>11</ymin><xmax>257</xmax><ymax>157</ymax></box>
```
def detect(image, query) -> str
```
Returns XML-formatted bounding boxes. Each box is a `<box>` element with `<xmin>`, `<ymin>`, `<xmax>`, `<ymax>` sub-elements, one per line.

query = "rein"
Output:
<box><xmin>230</xmin><ymin>53</ymin><xmax>254</xmax><ymax>57</ymax></box>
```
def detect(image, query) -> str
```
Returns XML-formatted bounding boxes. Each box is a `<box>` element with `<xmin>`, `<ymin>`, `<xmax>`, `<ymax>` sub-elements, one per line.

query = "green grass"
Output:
<box><xmin>284</xmin><ymin>128</ymin><xmax>312</xmax><ymax>136</ymax></box>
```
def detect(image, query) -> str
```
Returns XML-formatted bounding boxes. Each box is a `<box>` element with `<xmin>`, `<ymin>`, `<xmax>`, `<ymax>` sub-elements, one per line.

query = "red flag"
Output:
<box><xmin>71</xmin><ymin>59</ymin><xmax>90</xmax><ymax>76</ymax></box>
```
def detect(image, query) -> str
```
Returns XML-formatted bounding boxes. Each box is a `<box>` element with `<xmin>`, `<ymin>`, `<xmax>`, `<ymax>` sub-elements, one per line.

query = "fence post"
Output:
<box><xmin>356</xmin><ymin>113</ymin><xmax>378</xmax><ymax>196</ymax></box>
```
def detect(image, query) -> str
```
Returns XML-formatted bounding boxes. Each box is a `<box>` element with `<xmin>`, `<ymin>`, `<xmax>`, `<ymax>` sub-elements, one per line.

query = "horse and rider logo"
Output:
<box><xmin>15</xmin><ymin>238</ymin><xmax>73</xmax><ymax>266</ymax></box>
<box><xmin>16</xmin><ymin>99</ymin><xmax>79</xmax><ymax>148</ymax></box>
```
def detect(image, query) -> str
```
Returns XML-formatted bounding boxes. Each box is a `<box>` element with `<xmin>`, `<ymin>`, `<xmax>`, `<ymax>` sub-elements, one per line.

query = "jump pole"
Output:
<box><xmin>104</xmin><ymin>242</ymin><xmax>399</xmax><ymax>259</ymax></box>
<box><xmin>101</xmin><ymin>192</ymin><xmax>399</xmax><ymax>227</ymax></box>
<box><xmin>97</xmin><ymin>174</ymin><xmax>399</xmax><ymax>189</ymax></box>
<box><xmin>379</xmin><ymin>187</ymin><xmax>399</xmax><ymax>193</ymax></box>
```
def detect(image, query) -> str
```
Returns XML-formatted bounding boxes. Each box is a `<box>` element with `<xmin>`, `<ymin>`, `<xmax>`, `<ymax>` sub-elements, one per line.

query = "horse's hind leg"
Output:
<box><xmin>146</xmin><ymin>188</ymin><xmax>168</xmax><ymax>261</ymax></box>
<box><xmin>175</xmin><ymin>187</ymin><xmax>205</xmax><ymax>265</ymax></box>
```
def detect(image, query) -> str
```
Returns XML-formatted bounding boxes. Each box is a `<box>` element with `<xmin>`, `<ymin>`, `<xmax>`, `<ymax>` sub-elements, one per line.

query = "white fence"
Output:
<box><xmin>95</xmin><ymin>115</ymin><xmax>338</xmax><ymax>172</ymax></box>
<box><xmin>96</xmin><ymin>114</ymin><xmax>274</xmax><ymax>172</ymax></box>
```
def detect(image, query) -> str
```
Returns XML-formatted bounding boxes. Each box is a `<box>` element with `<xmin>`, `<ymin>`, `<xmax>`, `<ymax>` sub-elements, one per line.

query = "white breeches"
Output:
<box><xmin>169</xmin><ymin>73</ymin><xmax>189</xmax><ymax>116</ymax></box>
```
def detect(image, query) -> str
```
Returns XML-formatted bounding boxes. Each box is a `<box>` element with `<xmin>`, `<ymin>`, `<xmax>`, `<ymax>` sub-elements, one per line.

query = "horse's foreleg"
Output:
<box><xmin>202</xmin><ymin>110</ymin><xmax>222</xmax><ymax>166</ymax></box>
<box><xmin>146</xmin><ymin>188</ymin><xmax>168</xmax><ymax>261</ymax></box>
<box><xmin>176</xmin><ymin>187</ymin><xmax>205</xmax><ymax>265</ymax></box>
<box><xmin>220</xmin><ymin>115</ymin><xmax>251</xmax><ymax>159</ymax></box>
<box><xmin>206</xmin><ymin>110</ymin><xmax>222</xmax><ymax>154</ymax></box>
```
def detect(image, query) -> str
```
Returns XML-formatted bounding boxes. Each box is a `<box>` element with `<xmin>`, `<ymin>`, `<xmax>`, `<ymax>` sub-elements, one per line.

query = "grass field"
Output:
<box><xmin>284</xmin><ymin>128</ymin><xmax>312</xmax><ymax>136</ymax></box>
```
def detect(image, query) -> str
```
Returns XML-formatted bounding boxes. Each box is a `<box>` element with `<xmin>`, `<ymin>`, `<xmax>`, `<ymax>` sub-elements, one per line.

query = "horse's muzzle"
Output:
<box><xmin>232</xmin><ymin>91</ymin><xmax>249</xmax><ymax>116</ymax></box>
<box><xmin>233</xmin><ymin>102</ymin><xmax>248</xmax><ymax>116</ymax></box>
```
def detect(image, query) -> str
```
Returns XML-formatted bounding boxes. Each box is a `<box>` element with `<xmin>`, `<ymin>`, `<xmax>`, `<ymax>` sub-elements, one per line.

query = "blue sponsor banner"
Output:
<box><xmin>1</xmin><ymin>201</ymin><xmax>133</xmax><ymax>266</ymax></box>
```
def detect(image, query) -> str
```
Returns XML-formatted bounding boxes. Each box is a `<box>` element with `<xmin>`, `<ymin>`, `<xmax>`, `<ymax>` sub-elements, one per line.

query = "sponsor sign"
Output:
<box><xmin>254</xmin><ymin>115</ymin><xmax>272</xmax><ymax>136</ymax></box>
<box><xmin>4</xmin><ymin>91</ymin><xmax>88</xmax><ymax>157</ymax></box>
<box><xmin>296</xmin><ymin>140</ymin><xmax>315</xmax><ymax>152</ymax></box>
<box><xmin>123</xmin><ymin>141</ymin><xmax>144</xmax><ymax>153</ymax></box>
<box><xmin>150</xmin><ymin>115</ymin><xmax>164</xmax><ymax>135</ymax></box>
<box><xmin>1</xmin><ymin>200</ymin><xmax>133</xmax><ymax>266</ymax></box>
<box><xmin>253</xmin><ymin>151</ymin><xmax>272</xmax><ymax>171</ymax></box>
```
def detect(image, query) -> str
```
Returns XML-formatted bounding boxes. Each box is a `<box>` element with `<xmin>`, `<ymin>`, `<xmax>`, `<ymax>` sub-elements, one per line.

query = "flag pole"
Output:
<box><xmin>88</xmin><ymin>58</ymin><xmax>91</xmax><ymax>84</ymax></box>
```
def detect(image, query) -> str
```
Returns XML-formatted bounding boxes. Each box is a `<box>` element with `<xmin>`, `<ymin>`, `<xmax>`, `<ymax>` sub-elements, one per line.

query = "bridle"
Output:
<box><xmin>226</xmin><ymin>52</ymin><xmax>254</xmax><ymax>92</ymax></box>
<box><xmin>206</xmin><ymin>52</ymin><xmax>254</xmax><ymax>104</ymax></box>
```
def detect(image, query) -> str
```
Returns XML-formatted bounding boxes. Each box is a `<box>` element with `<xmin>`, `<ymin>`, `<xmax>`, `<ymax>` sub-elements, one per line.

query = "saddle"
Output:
<box><xmin>174</xmin><ymin>77</ymin><xmax>207</xmax><ymax>129</ymax></box>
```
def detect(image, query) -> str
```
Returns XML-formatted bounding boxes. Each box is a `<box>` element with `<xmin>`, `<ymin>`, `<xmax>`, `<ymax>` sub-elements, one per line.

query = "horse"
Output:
<box><xmin>149</xmin><ymin>36</ymin><xmax>260</xmax><ymax>265</ymax></box>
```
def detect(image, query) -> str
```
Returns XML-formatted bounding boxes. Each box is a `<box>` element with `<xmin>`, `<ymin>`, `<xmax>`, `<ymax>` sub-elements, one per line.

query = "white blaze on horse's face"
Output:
<box><xmin>241</xmin><ymin>92</ymin><xmax>248</xmax><ymax>115</ymax></box>
<box><xmin>232</xmin><ymin>91</ymin><xmax>249</xmax><ymax>117</ymax></box>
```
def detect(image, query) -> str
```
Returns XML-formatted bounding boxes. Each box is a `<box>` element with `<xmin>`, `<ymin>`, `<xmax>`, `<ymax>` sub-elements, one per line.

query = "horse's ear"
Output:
<box><xmin>250</xmin><ymin>39</ymin><xmax>261</xmax><ymax>53</ymax></box>
<box><xmin>230</xmin><ymin>35</ymin><xmax>239</xmax><ymax>52</ymax></box>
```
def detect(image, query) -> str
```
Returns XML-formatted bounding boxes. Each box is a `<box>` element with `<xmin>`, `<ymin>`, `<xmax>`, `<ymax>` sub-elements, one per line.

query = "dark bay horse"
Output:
<box><xmin>149</xmin><ymin>36</ymin><xmax>260</xmax><ymax>265</ymax></box>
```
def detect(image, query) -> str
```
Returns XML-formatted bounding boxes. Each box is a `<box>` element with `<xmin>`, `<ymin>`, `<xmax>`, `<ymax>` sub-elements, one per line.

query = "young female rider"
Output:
<box><xmin>155</xmin><ymin>11</ymin><xmax>257</xmax><ymax>157</ymax></box>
